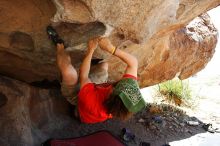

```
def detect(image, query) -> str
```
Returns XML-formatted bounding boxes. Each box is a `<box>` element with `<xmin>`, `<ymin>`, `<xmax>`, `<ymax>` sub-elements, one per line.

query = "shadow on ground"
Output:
<box><xmin>0</xmin><ymin>75</ymin><xmax>206</xmax><ymax>146</ymax></box>
<box><xmin>46</xmin><ymin>103</ymin><xmax>206</xmax><ymax>146</ymax></box>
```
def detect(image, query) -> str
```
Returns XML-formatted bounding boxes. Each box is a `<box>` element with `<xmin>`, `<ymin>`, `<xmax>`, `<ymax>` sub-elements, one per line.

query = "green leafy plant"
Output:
<box><xmin>157</xmin><ymin>78</ymin><xmax>192</xmax><ymax>106</ymax></box>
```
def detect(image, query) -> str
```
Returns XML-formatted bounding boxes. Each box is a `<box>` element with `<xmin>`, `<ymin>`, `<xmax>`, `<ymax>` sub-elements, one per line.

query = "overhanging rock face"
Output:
<box><xmin>138</xmin><ymin>14</ymin><xmax>218</xmax><ymax>86</ymax></box>
<box><xmin>0</xmin><ymin>0</ymin><xmax>219</xmax><ymax>87</ymax></box>
<box><xmin>53</xmin><ymin>0</ymin><xmax>219</xmax><ymax>43</ymax></box>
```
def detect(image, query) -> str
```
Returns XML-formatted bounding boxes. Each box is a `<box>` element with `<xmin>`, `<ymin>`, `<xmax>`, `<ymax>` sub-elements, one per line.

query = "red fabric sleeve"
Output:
<box><xmin>123</xmin><ymin>74</ymin><xmax>138</xmax><ymax>80</ymax></box>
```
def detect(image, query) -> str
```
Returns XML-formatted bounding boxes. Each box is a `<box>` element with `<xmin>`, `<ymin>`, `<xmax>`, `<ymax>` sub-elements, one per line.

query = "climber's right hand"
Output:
<box><xmin>88</xmin><ymin>38</ymin><xmax>98</xmax><ymax>53</ymax></box>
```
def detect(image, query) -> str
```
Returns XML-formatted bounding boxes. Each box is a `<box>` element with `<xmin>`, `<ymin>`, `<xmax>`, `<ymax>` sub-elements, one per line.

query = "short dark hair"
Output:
<box><xmin>104</xmin><ymin>94</ymin><xmax>133</xmax><ymax>120</ymax></box>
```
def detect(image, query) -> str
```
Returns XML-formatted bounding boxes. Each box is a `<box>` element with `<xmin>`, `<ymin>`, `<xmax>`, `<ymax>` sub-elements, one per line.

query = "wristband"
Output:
<box><xmin>111</xmin><ymin>47</ymin><xmax>116</xmax><ymax>55</ymax></box>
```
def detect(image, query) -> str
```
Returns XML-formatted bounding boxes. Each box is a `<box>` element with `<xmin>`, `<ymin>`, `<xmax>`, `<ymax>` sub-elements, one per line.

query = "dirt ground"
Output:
<box><xmin>42</xmin><ymin>102</ymin><xmax>208</xmax><ymax>146</ymax></box>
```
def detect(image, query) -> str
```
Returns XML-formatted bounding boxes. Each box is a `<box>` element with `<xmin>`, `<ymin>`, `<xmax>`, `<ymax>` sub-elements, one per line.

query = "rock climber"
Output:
<box><xmin>46</xmin><ymin>25</ymin><xmax>146</xmax><ymax>124</ymax></box>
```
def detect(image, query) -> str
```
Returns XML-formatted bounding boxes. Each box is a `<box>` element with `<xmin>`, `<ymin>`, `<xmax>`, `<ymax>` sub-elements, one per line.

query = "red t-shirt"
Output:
<box><xmin>78</xmin><ymin>74</ymin><xmax>137</xmax><ymax>124</ymax></box>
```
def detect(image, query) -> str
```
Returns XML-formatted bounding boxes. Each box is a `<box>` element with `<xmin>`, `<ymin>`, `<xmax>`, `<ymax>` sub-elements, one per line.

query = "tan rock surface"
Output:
<box><xmin>138</xmin><ymin>14</ymin><xmax>218</xmax><ymax>86</ymax></box>
<box><xmin>0</xmin><ymin>0</ymin><xmax>219</xmax><ymax>87</ymax></box>
<box><xmin>54</xmin><ymin>0</ymin><xmax>220</xmax><ymax>43</ymax></box>
<box><xmin>107</xmin><ymin>14</ymin><xmax>217</xmax><ymax>87</ymax></box>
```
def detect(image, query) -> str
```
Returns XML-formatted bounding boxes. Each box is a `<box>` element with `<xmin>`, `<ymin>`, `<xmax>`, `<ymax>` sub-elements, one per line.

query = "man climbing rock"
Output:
<box><xmin>47</xmin><ymin>26</ymin><xmax>145</xmax><ymax>124</ymax></box>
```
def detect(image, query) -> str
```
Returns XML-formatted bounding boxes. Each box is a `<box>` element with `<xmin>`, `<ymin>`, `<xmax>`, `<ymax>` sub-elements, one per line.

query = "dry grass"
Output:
<box><xmin>156</xmin><ymin>78</ymin><xmax>192</xmax><ymax>106</ymax></box>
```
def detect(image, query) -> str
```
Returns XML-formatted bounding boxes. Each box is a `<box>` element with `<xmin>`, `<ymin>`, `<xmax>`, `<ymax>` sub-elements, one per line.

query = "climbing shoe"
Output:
<box><xmin>121</xmin><ymin>128</ymin><xmax>135</xmax><ymax>142</ymax></box>
<box><xmin>202</xmin><ymin>123</ymin><xmax>219</xmax><ymax>133</ymax></box>
<box><xmin>46</xmin><ymin>25</ymin><xmax>64</xmax><ymax>46</ymax></box>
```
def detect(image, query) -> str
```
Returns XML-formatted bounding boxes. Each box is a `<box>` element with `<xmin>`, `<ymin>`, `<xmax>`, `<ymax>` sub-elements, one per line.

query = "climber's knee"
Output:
<box><xmin>61</xmin><ymin>66</ymin><xmax>78</xmax><ymax>86</ymax></box>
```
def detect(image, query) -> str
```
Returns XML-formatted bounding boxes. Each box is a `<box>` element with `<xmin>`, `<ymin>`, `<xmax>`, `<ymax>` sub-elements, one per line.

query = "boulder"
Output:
<box><xmin>53</xmin><ymin>0</ymin><xmax>220</xmax><ymax>43</ymax></box>
<box><xmin>0</xmin><ymin>0</ymin><xmax>219</xmax><ymax>87</ymax></box>
<box><xmin>0</xmin><ymin>75</ymin><xmax>71</xmax><ymax>146</ymax></box>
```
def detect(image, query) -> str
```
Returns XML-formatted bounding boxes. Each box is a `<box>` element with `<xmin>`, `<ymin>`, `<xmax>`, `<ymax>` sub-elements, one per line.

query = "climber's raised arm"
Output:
<box><xmin>79</xmin><ymin>38</ymin><xmax>98</xmax><ymax>88</ymax></box>
<box><xmin>98</xmin><ymin>37</ymin><xmax>138</xmax><ymax>77</ymax></box>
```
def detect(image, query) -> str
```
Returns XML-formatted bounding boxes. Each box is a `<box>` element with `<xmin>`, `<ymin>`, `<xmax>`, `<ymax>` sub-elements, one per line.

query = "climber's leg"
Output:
<box><xmin>56</xmin><ymin>44</ymin><xmax>77</xmax><ymax>85</ymax></box>
<box><xmin>46</xmin><ymin>25</ymin><xmax>78</xmax><ymax>105</ymax></box>
<box><xmin>57</xmin><ymin>43</ymin><xmax>78</xmax><ymax>105</ymax></box>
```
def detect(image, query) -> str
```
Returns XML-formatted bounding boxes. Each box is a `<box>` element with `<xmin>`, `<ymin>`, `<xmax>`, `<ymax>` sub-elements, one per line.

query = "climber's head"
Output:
<box><xmin>104</xmin><ymin>78</ymin><xmax>146</xmax><ymax>120</ymax></box>
<box><xmin>104</xmin><ymin>93</ymin><xmax>133</xmax><ymax>120</ymax></box>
